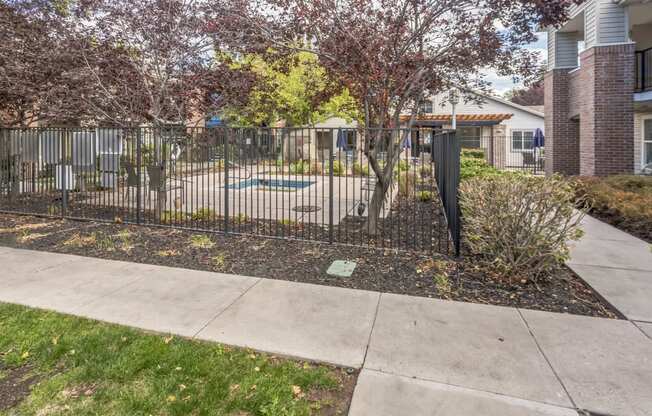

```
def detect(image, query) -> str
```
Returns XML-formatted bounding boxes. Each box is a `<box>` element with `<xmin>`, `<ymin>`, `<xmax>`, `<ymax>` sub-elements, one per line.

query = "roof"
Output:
<box><xmin>400</xmin><ymin>114</ymin><xmax>514</xmax><ymax>123</ymax></box>
<box><xmin>471</xmin><ymin>91</ymin><xmax>545</xmax><ymax>118</ymax></box>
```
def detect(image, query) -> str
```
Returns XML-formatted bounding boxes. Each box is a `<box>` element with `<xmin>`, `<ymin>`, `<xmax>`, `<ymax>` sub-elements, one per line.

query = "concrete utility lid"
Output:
<box><xmin>327</xmin><ymin>260</ymin><xmax>357</xmax><ymax>278</ymax></box>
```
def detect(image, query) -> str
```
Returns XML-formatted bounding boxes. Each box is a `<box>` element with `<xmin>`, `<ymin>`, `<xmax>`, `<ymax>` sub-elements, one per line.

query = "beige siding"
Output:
<box><xmin>635</xmin><ymin>113</ymin><xmax>652</xmax><ymax>171</ymax></box>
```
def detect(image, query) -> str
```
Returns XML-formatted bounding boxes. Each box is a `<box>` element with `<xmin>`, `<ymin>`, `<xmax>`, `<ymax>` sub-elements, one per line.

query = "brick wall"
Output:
<box><xmin>544</xmin><ymin>70</ymin><xmax>580</xmax><ymax>175</ymax></box>
<box><xmin>588</xmin><ymin>44</ymin><xmax>635</xmax><ymax>176</ymax></box>
<box><xmin>545</xmin><ymin>44</ymin><xmax>636</xmax><ymax>177</ymax></box>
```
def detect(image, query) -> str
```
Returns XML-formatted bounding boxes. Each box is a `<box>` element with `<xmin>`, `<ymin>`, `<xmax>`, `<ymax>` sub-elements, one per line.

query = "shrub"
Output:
<box><xmin>160</xmin><ymin>210</ymin><xmax>187</xmax><ymax>224</ymax></box>
<box><xmin>353</xmin><ymin>162</ymin><xmax>369</xmax><ymax>176</ymax></box>
<box><xmin>192</xmin><ymin>208</ymin><xmax>217</xmax><ymax>222</ymax></box>
<box><xmin>328</xmin><ymin>160</ymin><xmax>345</xmax><ymax>176</ymax></box>
<box><xmin>460</xmin><ymin>157</ymin><xmax>503</xmax><ymax>180</ymax></box>
<box><xmin>289</xmin><ymin>160</ymin><xmax>311</xmax><ymax>175</ymax></box>
<box><xmin>397</xmin><ymin>173</ymin><xmax>418</xmax><ymax>197</ymax></box>
<box><xmin>574</xmin><ymin>175</ymin><xmax>652</xmax><ymax>241</ymax></box>
<box><xmin>461</xmin><ymin>148</ymin><xmax>485</xmax><ymax>160</ymax></box>
<box><xmin>416</xmin><ymin>190</ymin><xmax>434</xmax><ymax>202</ymax></box>
<box><xmin>459</xmin><ymin>175</ymin><xmax>585</xmax><ymax>282</ymax></box>
<box><xmin>397</xmin><ymin>160</ymin><xmax>410</xmax><ymax>172</ymax></box>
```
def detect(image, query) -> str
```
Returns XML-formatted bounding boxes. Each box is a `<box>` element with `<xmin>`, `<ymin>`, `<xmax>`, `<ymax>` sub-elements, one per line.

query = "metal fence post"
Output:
<box><xmin>224</xmin><ymin>128</ymin><xmax>230</xmax><ymax>235</ymax></box>
<box><xmin>328</xmin><ymin>133</ymin><xmax>334</xmax><ymax>244</ymax></box>
<box><xmin>136</xmin><ymin>128</ymin><xmax>142</xmax><ymax>224</ymax></box>
<box><xmin>61</xmin><ymin>131</ymin><xmax>68</xmax><ymax>218</ymax></box>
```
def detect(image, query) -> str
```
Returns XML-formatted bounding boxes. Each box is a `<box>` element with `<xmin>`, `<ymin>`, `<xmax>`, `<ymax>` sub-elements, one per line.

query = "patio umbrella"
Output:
<box><xmin>336</xmin><ymin>129</ymin><xmax>348</xmax><ymax>151</ymax></box>
<box><xmin>402</xmin><ymin>134</ymin><xmax>412</xmax><ymax>150</ymax></box>
<box><xmin>534</xmin><ymin>128</ymin><xmax>545</xmax><ymax>148</ymax></box>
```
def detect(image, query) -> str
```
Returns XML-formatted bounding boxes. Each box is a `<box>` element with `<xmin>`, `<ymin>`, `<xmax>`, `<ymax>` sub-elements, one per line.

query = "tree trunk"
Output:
<box><xmin>366</xmin><ymin>176</ymin><xmax>391</xmax><ymax>236</ymax></box>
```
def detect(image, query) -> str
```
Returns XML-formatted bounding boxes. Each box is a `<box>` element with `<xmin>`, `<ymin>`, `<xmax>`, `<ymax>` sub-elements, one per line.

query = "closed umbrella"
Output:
<box><xmin>534</xmin><ymin>128</ymin><xmax>545</xmax><ymax>148</ymax></box>
<box><xmin>402</xmin><ymin>134</ymin><xmax>412</xmax><ymax>150</ymax></box>
<box><xmin>336</xmin><ymin>129</ymin><xmax>348</xmax><ymax>151</ymax></box>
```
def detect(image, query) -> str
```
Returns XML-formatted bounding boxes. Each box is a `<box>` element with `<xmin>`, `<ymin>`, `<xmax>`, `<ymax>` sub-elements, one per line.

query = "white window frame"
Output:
<box><xmin>418</xmin><ymin>100</ymin><xmax>434</xmax><ymax>114</ymax></box>
<box><xmin>642</xmin><ymin>115</ymin><xmax>652</xmax><ymax>169</ymax></box>
<box><xmin>511</xmin><ymin>129</ymin><xmax>535</xmax><ymax>153</ymax></box>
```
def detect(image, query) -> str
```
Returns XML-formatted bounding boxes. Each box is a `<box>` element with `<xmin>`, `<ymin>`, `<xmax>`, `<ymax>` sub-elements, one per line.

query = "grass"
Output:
<box><xmin>0</xmin><ymin>303</ymin><xmax>346</xmax><ymax>416</ymax></box>
<box><xmin>189</xmin><ymin>234</ymin><xmax>215</xmax><ymax>249</ymax></box>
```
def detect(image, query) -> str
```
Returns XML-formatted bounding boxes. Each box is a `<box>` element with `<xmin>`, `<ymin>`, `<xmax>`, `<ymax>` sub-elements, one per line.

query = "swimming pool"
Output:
<box><xmin>227</xmin><ymin>179</ymin><xmax>316</xmax><ymax>190</ymax></box>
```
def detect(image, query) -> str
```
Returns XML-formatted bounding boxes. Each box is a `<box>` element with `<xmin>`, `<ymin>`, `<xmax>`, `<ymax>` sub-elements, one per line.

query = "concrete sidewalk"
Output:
<box><xmin>568</xmin><ymin>215</ymin><xmax>652</xmax><ymax>323</ymax></box>
<box><xmin>1</xmin><ymin>246</ymin><xmax>652</xmax><ymax>416</ymax></box>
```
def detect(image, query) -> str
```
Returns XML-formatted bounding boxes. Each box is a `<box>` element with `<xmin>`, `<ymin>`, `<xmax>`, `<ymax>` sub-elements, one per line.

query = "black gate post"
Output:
<box><xmin>224</xmin><ymin>128</ymin><xmax>230</xmax><ymax>235</ymax></box>
<box><xmin>328</xmin><ymin>130</ymin><xmax>334</xmax><ymax>244</ymax></box>
<box><xmin>61</xmin><ymin>131</ymin><xmax>68</xmax><ymax>218</ymax></box>
<box><xmin>136</xmin><ymin>127</ymin><xmax>142</xmax><ymax>224</ymax></box>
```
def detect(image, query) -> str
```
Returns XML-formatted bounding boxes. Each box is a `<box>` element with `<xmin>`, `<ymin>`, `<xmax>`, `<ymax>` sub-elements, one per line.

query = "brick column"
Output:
<box><xmin>580</xmin><ymin>44</ymin><xmax>635</xmax><ymax>176</ymax></box>
<box><xmin>545</xmin><ymin>69</ymin><xmax>580</xmax><ymax>176</ymax></box>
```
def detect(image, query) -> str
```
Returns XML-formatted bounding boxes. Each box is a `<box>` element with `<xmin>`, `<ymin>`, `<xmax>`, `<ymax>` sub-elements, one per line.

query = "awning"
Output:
<box><xmin>400</xmin><ymin>114</ymin><xmax>513</xmax><ymax>127</ymax></box>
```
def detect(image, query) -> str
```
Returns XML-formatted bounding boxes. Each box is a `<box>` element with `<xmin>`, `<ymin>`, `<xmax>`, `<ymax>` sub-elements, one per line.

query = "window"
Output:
<box><xmin>316</xmin><ymin>131</ymin><xmax>331</xmax><ymax>150</ymax></box>
<box><xmin>512</xmin><ymin>130</ymin><xmax>535</xmax><ymax>152</ymax></box>
<box><xmin>345</xmin><ymin>131</ymin><xmax>357</xmax><ymax>149</ymax></box>
<box><xmin>459</xmin><ymin>127</ymin><xmax>482</xmax><ymax>148</ymax></box>
<box><xmin>644</xmin><ymin>119</ymin><xmax>652</xmax><ymax>167</ymax></box>
<box><xmin>418</xmin><ymin>100</ymin><xmax>434</xmax><ymax>114</ymax></box>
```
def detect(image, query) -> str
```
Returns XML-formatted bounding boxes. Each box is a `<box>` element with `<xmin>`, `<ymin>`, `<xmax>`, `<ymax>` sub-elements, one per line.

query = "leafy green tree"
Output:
<box><xmin>225</xmin><ymin>52</ymin><xmax>360</xmax><ymax>126</ymax></box>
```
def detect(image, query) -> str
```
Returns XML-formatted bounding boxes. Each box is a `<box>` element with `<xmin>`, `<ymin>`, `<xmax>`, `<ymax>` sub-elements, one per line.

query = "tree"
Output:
<box><xmin>504</xmin><ymin>63</ymin><xmax>546</xmax><ymax>106</ymax></box>
<box><xmin>505</xmin><ymin>83</ymin><xmax>544</xmax><ymax>106</ymax></box>
<box><xmin>221</xmin><ymin>0</ymin><xmax>582</xmax><ymax>233</ymax></box>
<box><xmin>0</xmin><ymin>1</ymin><xmax>81</xmax><ymax>126</ymax></box>
<box><xmin>1</xmin><ymin>0</ymin><xmax>257</xmax><ymax>127</ymax></box>
<box><xmin>225</xmin><ymin>52</ymin><xmax>360</xmax><ymax>126</ymax></box>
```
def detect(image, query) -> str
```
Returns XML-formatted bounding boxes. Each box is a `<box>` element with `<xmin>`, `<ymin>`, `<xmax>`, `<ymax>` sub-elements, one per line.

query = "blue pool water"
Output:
<box><xmin>227</xmin><ymin>179</ymin><xmax>315</xmax><ymax>190</ymax></box>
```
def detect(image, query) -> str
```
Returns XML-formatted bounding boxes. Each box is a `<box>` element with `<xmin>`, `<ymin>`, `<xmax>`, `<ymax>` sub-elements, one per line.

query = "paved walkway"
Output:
<box><xmin>568</xmin><ymin>215</ymin><xmax>652</xmax><ymax>323</ymax></box>
<box><xmin>1</xmin><ymin>244</ymin><xmax>651</xmax><ymax>416</ymax></box>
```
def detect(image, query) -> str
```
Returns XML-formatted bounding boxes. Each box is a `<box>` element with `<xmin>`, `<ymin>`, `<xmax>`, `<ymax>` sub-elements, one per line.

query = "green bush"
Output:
<box><xmin>289</xmin><ymin>160</ymin><xmax>310</xmax><ymax>175</ymax></box>
<box><xmin>328</xmin><ymin>160</ymin><xmax>345</xmax><ymax>176</ymax></box>
<box><xmin>460</xmin><ymin>157</ymin><xmax>503</xmax><ymax>180</ymax></box>
<box><xmin>397</xmin><ymin>160</ymin><xmax>410</xmax><ymax>172</ymax></box>
<box><xmin>574</xmin><ymin>175</ymin><xmax>652</xmax><ymax>241</ymax></box>
<box><xmin>416</xmin><ymin>190</ymin><xmax>434</xmax><ymax>202</ymax></box>
<box><xmin>192</xmin><ymin>208</ymin><xmax>217</xmax><ymax>222</ymax></box>
<box><xmin>397</xmin><ymin>173</ymin><xmax>418</xmax><ymax>197</ymax></box>
<box><xmin>459</xmin><ymin>175</ymin><xmax>585</xmax><ymax>282</ymax></box>
<box><xmin>353</xmin><ymin>162</ymin><xmax>369</xmax><ymax>176</ymax></box>
<box><xmin>160</xmin><ymin>210</ymin><xmax>188</xmax><ymax>224</ymax></box>
<box><xmin>461</xmin><ymin>148</ymin><xmax>485</xmax><ymax>160</ymax></box>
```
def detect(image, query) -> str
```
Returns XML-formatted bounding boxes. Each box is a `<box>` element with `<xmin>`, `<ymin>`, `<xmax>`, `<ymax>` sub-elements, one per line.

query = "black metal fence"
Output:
<box><xmin>459</xmin><ymin>135</ymin><xmax>545</xmax><ymax>175</ymax></box>
<box><xmin>0</xmin><ymin>126</ymin><xmax>461</xmax><ymax>255</ymax></box>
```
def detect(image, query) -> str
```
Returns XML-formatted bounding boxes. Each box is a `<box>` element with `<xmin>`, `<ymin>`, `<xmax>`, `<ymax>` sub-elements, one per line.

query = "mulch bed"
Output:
<box><xmin>0</xmin><ymin>212</ymin><xmax>619</xmax><ymax>318</ymax></box>
<box><xmin>585</xmin><ymin>208</ymin><xmax>652</xmax><ymax>243</ymax></box>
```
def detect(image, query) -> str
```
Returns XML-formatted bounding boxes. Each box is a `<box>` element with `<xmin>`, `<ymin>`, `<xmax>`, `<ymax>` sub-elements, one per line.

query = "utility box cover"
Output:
<box><xmin>327</xmin><ymin>260</ymin><xmax>357</xmax><ymax>278</ymax></box>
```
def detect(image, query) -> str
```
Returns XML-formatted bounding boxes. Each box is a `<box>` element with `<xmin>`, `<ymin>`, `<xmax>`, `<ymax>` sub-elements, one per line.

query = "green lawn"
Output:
<box><xmin>0</xmin><ymin>303</ymin><xmax>352</xmax><ymax>416</ymax></box>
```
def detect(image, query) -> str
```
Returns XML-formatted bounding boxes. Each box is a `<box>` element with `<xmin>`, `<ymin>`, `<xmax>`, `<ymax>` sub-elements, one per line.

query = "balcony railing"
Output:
<box><xmin>636</xmin><ymin>48</ymin><xmax>652</xmax><ymax>93</ymax></box>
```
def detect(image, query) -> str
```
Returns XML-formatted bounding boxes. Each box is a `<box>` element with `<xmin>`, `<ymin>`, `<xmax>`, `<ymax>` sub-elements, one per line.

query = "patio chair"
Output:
<box><xmin>522</xmin><ymin>152</ymin><xmax>536</xmax><ymax>168</ymax></box>
<box><xmin>122</xmin><ymin>160</ymin><xmax>140</xmax><ymax>204</ymax></box>
<box><xmin>146</xmin><ymin>164</ymin><xmax>190</xmax><ymax>208</ymax></box>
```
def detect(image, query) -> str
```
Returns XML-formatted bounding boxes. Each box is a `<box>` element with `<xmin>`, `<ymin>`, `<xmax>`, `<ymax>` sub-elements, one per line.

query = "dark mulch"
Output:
<box><xmin>0</xmin><ymin>190</ymin><xmax>452</xmax><ymax>254</ymax></box>
<box><xmin>0</xmin><ymin>213</ymin><xmax>619</xmax><ymax>318</ymax></box>
<box><xmin>0</xmin><ymin>363</ymin><xmax>40</xmax><ymax>411</ymax></box>
<box><xmin>586</xmin><ymin>208</ymin><xmax>652</xmax><ymax>243</ymax></box>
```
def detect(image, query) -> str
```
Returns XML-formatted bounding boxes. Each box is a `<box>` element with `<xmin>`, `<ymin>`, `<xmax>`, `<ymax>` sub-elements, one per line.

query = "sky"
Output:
<box><xmin>484</xmin><ymin>31</ymin><xmax>548</xmax><ymax>96</ymax></box>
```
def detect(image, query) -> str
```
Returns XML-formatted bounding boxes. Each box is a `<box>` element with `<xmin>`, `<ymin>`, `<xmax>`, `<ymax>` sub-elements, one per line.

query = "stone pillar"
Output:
<box><xmin>545</xmin><ymin>69</ymin><xmax>580</xmax><ymax>176</ymax></box>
